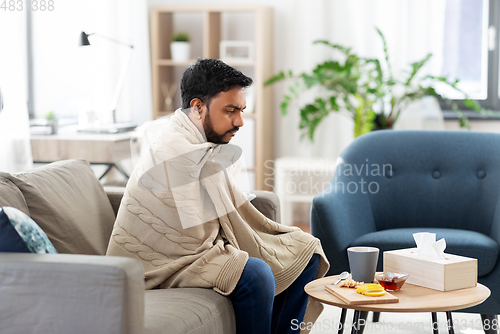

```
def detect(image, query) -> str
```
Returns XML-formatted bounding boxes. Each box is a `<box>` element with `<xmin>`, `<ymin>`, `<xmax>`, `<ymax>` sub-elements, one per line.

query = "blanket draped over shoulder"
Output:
<box><xmin>106</xmin><ymin>109</ymin><xmax>330</xmax><ymax>330</ymax></box>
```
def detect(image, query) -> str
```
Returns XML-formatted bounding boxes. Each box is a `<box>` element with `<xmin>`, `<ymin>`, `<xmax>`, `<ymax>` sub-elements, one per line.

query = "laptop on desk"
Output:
<box><xmin>77</xmin><ymin>122</ymin><xmax>137</xmax><ymax>134</ymax></box>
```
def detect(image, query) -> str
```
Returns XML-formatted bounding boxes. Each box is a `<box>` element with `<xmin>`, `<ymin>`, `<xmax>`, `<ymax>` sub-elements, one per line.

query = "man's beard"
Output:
<box><xmin>203</xmin><ymin>106</ymin><xmax>238</xmax><ymax>144</ymax></box>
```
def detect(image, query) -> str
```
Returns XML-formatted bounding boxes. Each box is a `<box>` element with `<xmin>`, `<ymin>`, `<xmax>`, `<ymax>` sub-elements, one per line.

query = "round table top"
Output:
<box><xmin>305</xmin><ymin>275</ymin><xmax>491</xmax><ymax>312</ymax></box>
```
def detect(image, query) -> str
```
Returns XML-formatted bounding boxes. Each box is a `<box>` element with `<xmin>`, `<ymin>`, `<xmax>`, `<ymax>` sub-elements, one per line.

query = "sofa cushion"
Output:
<box><xmin>0</xmin><ymin>207</ymin><xmax>57</xmax><ymax>253</ymax></box>
<box><xmin>0</xmin><ymin>160</ymin><xmax>115</xmax><ymax>255</ymax></box>
<box><xmin>351</xmin><ymin>227</ymin><xmax>500</xmax><ymax>276</ymax></box>
<box><xmin>0</xmin><ymin>177</ymin><xmax>29</xmax><ymax>215</ymax></box>
<box><xmin>145</xmin><ymin>288</ymin><xmax>235</xmax><ymax>334</ymax></box>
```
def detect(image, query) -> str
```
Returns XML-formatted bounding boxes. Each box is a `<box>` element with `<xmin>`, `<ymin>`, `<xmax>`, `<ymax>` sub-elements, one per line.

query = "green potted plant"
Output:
<box><xmin>265</xmin><ymin>28</ymin><xmax>481</xmax><ymax>140</ymax></box>
<box><xmin>170</xmin><ymin>32</ymin><xmax>191</xmax><ymax>61</ymax></box>
<box><xmin>45</xmin><ymin>110</ymin><xmax>58</xmax><ymax>135</ymax></box>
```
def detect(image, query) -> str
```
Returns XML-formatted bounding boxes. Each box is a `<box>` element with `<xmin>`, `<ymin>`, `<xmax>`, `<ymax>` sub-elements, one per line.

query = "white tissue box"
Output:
<box><xmin>383</xmin><ymin>248</ymin><xmax>477</xmax><ymax>291</ymax></box>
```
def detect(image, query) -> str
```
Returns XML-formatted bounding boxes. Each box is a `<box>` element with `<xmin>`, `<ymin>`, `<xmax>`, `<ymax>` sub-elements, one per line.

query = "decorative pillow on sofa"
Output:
<box><xmin>0</xmin><ymin>207</ymin><xmax>57</xmax><ymax>253</ymax></box>
<box><xmin>0</xmin><ymin>177</ymin><xmax>30</xmax><ymax>215</ymax></box>
<box><xmin>0</xmin><ymin>160</ymin><xmax>115</xmax><ymax>255</ymax></box>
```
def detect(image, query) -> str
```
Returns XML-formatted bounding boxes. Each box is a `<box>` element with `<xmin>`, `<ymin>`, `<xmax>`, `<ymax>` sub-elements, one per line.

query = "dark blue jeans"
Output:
<box><xmin>228</xmin><ymin>254</ymin><xmax>320</xmax><ymax>334</ymax></box>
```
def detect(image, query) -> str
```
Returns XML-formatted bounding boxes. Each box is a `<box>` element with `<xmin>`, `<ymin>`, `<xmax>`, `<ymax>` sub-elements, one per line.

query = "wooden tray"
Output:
<box><xmin>325</xmin><ymin>284</ymin><xmax>399</xmax><ymax>305</ymax></box>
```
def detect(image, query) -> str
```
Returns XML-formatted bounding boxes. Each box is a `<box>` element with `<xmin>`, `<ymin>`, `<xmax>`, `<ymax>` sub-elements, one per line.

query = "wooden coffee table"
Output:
<box><xmin>305</xmin><ymin>275</ymin><xmax>490</xmax><ymax>334</ymax></box>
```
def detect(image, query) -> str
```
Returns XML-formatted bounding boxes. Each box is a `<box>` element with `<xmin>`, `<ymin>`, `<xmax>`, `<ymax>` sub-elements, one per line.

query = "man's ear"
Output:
<box><xmin>189</xmin><ymin>98</ymin><xmax>204</xmax><ymax>119</ymax></box>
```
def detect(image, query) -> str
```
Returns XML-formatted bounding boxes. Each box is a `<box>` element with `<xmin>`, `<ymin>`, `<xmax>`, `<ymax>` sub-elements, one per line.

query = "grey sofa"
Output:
<box><xmin>0</xmin><ymin>159</ymin><xmax>281</xmax><ymax>334</ymax></box>
<box><xmin>311</xmin><ymin>130</ymin><xmax>500</xmax><ymax>332</ymax></box>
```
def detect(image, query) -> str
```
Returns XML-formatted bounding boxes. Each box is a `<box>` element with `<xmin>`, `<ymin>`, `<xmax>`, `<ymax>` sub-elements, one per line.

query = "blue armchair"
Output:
<box><xmin>311</xmin><ymin>130</ymin><xmax>500</xmax><ymax>328</ymax></box>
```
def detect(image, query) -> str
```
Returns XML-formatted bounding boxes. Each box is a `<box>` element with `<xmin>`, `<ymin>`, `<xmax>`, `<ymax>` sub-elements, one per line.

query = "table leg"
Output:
<box><xmin>114</xmin><ymin>162</ymin><xmax>130</xmax><ymax>179</ymax></box>
<box><xmin>338</xmin><ymin>308</ymin><xmax>347</xmax><ymax>334</ymax></box>
<box><xmin>352</xmin><ymin>310</ymin><xmax>360</xmax><ymax>334</ymax></box>
<box><xmin>431</xmin><ymin>312</ymin><xmax>439</xmax><ymax>334</ymax></box>
<box><xmin>98</xmin><ymin>164</ymin><xmax>114</xmax><ymax>180</ymax></box>
<box><xmin>446</xmin><ymin>311</ymin><xmax>455</xmax><ymax>334</ymax></box>
<box><xmin>358</xmin><ymin>311</ymin><xmax>369</xmax><ymax>334</ymax></box>
<box><xmin>97</xmin><ymin>163</ymin><xmax>130</xmax><ymax>181</ymax></box>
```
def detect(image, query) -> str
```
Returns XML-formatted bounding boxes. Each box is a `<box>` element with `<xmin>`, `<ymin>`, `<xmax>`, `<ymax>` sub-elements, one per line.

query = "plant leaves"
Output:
<box><xmin>264</xmin><ymin>28</ymin><xmax>483</xmax><ymax>141</ymax></box>
<box><xmin>264</xmin><ymin>71</ymin><xmax>289</xmax><ymax>86</ymax></box>
<box><xmin>405</xmin><ymin>53</ymin><xmax>433</xmax><ymax>86</ymax></box>
<box><xmin>313</xmin><ymin>40</ymin><xmax>352</xmax><ymax>55</ymax></box>
<box><xmin>375</xmin><ymin>27</ymin><xmax>393</xmax><ymax>84</ymax></box>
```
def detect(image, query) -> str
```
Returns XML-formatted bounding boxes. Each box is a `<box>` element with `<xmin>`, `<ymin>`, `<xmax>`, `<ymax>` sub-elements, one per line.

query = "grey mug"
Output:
<box><xmin>347</xmin><ymin>246</ymin><xmax>379</xmax><ymax>283</ymax></box>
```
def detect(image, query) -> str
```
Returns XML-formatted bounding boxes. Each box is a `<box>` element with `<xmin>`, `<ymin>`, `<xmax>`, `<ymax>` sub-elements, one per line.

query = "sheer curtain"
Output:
<box><xmin>274</xmin><ymin>0</ymin><xmax>447</xmax><ymax>160</ymax></box>
<box><xmin>0</xmin><ymin>11</ymin><xmax>33</xmax><ymax>173</ymax></box>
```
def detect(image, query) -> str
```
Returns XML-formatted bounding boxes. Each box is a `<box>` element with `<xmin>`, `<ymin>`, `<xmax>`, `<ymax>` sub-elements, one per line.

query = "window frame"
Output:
<box><xmin>441</xmin><ymin>0</ymin><xmax>500</xmax><ymax>118</ymax></box>
<box><xmin>486</xmin><ymin>0</ymin><xmax>500</xmax><ymax>111</ymax></box>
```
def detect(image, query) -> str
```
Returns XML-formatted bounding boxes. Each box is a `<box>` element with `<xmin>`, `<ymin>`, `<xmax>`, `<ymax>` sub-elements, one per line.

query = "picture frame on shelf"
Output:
<box><xmin>219</xmin><ymin>41</ymin><xmax>254</xmax><ymax>61</ymax></box>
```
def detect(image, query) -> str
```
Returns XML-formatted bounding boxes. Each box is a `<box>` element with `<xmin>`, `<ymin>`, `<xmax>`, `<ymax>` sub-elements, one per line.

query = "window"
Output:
<box><xmin>436</xmin><ymin>0</ymin><xmax>500</xmax><ymax>111</ymax></box>
<box><xmin>25</xmin><ymin>0</ymin><xmax>133</xmax><ymax>122</ymax></box>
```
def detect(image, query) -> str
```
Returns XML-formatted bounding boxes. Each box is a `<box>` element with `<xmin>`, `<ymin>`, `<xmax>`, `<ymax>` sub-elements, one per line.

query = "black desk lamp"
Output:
<box><xmin>79</xmin><ymin>31</ymin><xmax>135</xmax><ymax>128</ymax></box>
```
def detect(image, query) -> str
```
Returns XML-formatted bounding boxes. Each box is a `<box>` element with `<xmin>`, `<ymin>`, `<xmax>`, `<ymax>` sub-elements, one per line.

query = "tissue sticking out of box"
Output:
<box><xmin>413</xmin><ymin>232</ymin><xmax>446</xmax><ymax>259</ymax></box>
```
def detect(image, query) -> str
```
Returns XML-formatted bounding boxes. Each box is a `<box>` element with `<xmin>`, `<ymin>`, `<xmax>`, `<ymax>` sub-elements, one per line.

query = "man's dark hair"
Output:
<box><xmin>180</xmin><ymin>58</ymin><xmax>253</xmax><ymax>109</ymax></box>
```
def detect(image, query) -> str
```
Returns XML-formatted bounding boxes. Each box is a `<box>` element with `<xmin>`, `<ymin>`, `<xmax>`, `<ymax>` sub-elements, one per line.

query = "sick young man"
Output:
<box><xmin>107</xmin><ymin>58</ymin><xmax>329</xmax><ymax>334</ymax></box>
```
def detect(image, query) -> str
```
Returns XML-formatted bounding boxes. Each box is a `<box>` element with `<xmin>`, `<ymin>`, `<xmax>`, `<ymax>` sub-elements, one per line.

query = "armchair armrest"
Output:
<box><xmin>0</xmin><ymin>253</ymin><xmax>144</xmax><ymax>334</ymax></box>
<box><xmin>104</xmin><ymin>186</ymin><xmax>126</xmax><ymax>217</ymax></box>
<box><xmin>251</xmin><ymin>190</ymin><xmax>281</xmax><ymax>224</ymax></box>
<box><xmin>310</xmin><ymin>187</ymin><xmax>377</xmax><ymax>276</ymax></box>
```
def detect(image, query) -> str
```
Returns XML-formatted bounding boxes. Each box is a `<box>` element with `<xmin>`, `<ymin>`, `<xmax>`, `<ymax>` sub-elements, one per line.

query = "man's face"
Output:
<box><xmin>200</xmin><ymin>87</ymin><xmax>246</xmax><ymax>144</ymax></box>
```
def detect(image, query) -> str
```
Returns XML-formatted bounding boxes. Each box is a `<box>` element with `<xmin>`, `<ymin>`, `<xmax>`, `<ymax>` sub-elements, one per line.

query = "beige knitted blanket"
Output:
<box><xmin>106</xmin><ymin>109</ymin><xmax>330</xmax><ymax>331</ymax></box>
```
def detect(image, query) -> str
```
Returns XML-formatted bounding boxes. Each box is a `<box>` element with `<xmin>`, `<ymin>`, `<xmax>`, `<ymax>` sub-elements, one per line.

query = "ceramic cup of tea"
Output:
<box><xmin>347</xmin><ymin>246</ymin><xmax>379</xmax><ymax>283</ymax></box>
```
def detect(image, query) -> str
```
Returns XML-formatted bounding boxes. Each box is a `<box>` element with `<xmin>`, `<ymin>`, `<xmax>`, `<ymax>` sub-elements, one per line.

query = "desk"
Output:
<box><xmin>305</xmin><ymin>275</ymin><xmax>490</xmax><ymax>334</ymax></box>
<box><xmin>31</xmin><ymin>126</ymin><xmax>134</xmax><ymax>180</ymax></box>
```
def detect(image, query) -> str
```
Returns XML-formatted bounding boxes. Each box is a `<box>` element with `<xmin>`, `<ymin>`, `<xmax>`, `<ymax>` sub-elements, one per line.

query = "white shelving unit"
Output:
<box><xmin>149</xmin><ymin>5</ymin><xmax>274</xmax><ymax>190</ymax></box>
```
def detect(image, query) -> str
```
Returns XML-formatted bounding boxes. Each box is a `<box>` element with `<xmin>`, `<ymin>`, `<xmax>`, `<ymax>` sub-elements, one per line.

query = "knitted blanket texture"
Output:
<box><xmin>106</xmin><ymin>109</ymin><xmax>330</xmax><ymax>332</ymax></box>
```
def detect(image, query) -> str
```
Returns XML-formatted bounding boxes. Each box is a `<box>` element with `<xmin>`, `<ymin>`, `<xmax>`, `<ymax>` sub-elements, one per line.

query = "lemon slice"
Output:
<box><xmin>355</xmin><ymin>284</ymin><xmax>386</xmax><ymax>296</ymax></box>
<box><xmin>355</xmin><ymin>284</ymin><xmax>383</xmax><ymax>293</ymax></box>
<box><xmin>364</xmin><ymin>290</ymin><xmax>386</xmax><ymax>297</ymax></box>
